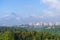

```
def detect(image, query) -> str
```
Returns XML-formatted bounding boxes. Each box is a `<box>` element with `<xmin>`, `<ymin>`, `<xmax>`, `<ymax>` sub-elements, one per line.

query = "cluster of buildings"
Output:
<box><xmin>29</xmin><ymin>22</ymin><xmax>60</xmax><ymax>26</ymax></box>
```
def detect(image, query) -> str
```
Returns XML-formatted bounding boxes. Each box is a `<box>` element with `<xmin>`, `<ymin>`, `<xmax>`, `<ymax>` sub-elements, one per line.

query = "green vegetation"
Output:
<box><xmin>0</xmin><ymin>26</ymin><xmax>60</xmax><ymax>40</ymax></box>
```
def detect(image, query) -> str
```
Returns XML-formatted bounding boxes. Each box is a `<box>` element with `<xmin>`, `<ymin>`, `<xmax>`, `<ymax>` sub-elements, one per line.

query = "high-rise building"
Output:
<box><xmin>48</xmin><ymin>22</ymin><xmax>54</xmax><ymax>26</ymax></box>
<box><xmin>29</xmin><ymin>22</ymin><xmax>33</xmax><ymax>26</ymax></box>
<box><xmin>44</xmin><ymin>22</ymin><xmax>48</xmax><ymax>26</ymax></box>
<box><xmin>55</xmin><ymin>22</ymin><xmax>60</xmax><ymax>25</ymax></box>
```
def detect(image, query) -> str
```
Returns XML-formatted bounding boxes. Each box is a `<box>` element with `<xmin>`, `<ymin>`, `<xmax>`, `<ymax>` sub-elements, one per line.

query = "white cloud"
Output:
<box><xmin>43</xmin><ymin>10</ymin><xmax>60</xmax><ymax>18</ymax></box>
<box><xmin>40</xmin><ymin>0</ymin><xmax>60</xmax><ymax>17</ymax></box>
<box><xmin>43</xmin><ymin>10</ymin><xmax>56</xmax><ymax>17</ymax></box>
<box><xmin>42</xmin><ymin>0</ymin><xmax>60</xmax><ymax>9</ymax></box>
<box><xmin>31</xmin><ymin>15</ymin><xmax>44</xmax><ymax>18</ymax></box>
<box><xmin>0</xmin><ymin>14</ymin><xmax>20</xmax><ymax>20</ymax></box>
<box><xmin>16</xmin><ymin>17</ymin><xmax>20</xmax><ymax>21</ymax></box>
<box><xmin>0</xmin><ymin>14</ymin><xmax>10</xmax><ymax>19</ymax></box>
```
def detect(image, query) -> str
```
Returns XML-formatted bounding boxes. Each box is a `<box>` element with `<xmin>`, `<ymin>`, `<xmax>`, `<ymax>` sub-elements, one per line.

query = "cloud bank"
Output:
<box><xmin>40</xmin><ymin>0</ymin><xmax>60</xmax><ymax>17</ymax></box>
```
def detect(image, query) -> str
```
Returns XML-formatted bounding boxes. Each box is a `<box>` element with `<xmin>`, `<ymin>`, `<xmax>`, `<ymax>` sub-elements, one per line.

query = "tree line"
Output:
<box><xmin>0</xmin><ymin>27</ymin><xmax>60</xmax><ymax>40</ymax></box>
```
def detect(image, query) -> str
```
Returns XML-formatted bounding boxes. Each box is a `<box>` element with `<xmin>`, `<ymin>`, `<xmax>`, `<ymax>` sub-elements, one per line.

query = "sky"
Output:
<box><xmin>0</xmin><ymin>0</ymin><xmax>40</xmax><ymax>17</ymax></box>
<box><xmin>0</xmin><ymin>0</ymin><xmax>60</xmax><ymax>25</ymax></box>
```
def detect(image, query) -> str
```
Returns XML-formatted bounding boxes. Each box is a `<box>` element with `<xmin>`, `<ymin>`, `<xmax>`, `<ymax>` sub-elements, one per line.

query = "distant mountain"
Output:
<box><xmin>0</xmin><ymin>13</ymin><xmax>60</xmax><ymax>25</ymax></box>
<box><xmin>0</xmin><ymin>13</ymin><xmax>21</xmax><ymax>25</ymax></box>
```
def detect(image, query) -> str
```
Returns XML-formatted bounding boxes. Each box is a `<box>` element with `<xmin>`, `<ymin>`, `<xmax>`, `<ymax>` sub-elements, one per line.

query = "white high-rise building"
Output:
<box><xmin>35</xmin><ymin>22</ymin><xmax>43</xmax><ymax>26</ymax></box>
<box><xmin>55</xmin><ymin>22</ymin><xmax>60</xmax><ymax>25</ymax></box>
<box><xmin>44</xmin><ymin>22</ymin><xmax>48</xmax><ymax>26</ymax></box>
<box><xmin>36</xmin><ymin>23</ymin><xmax>40</xmax><ymax>26</ymax></box>
<box><xmin>48</xmin><ymin>22</ymin><xmax>53</xmax><ymax>26</ymax></box>
<box><xmin>29</xmin><ymin>22</ymin><xmax>33</xmax><ymax>26</ymax></box>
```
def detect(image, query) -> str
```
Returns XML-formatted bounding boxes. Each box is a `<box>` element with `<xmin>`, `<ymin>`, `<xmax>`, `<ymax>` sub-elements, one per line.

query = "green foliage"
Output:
<box><xmin>0</xmin><ymin>26</ymin><xmax>60</xmax><ymax>40</ymax></box>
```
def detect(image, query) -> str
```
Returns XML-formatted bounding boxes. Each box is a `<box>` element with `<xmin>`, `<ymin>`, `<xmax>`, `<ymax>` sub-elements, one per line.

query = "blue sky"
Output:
<box><xmin>0</xmin><ymin>0</ymin><xmax>60</xmax><ymax>18</ymax></box>
<box><xmin>0</xmin><ymin>0</ymin><xmax>40</xmax><ymax>17</ymax></box>
<box><xmin>0</xmin><ymin>0</ymin><xmax>60</xmax><ymax>25</ymax></box>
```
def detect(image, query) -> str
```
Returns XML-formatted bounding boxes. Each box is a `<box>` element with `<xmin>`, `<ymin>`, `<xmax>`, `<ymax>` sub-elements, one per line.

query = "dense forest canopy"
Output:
<box><xmin>0</xmin><ymin>26</ymin><xmax>60</xmax><ymax>40</ymax></box>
